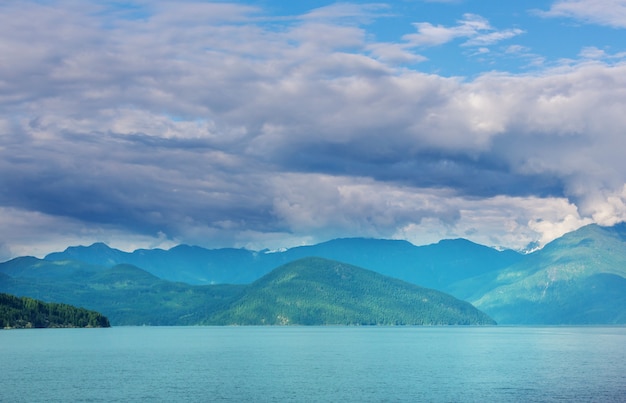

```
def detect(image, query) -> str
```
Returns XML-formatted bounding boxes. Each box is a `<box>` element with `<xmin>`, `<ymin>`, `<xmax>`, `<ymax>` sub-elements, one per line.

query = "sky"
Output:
<box><xmin>1</xmin><ymin>0</ymin><xmax>626</xmax><ymax>259</ymax></box>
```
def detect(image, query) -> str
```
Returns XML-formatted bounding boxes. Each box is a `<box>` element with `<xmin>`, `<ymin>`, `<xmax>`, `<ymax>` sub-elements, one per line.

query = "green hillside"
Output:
<box><xmin>0</xmin><ymin>293</ymin><xmax>110</xmax><ymax>329</ymax></box>
<box><xmin>206</xmin><ymin>258</ymin><xmax>496</xmax><ymax>326</ymax></box>
<box><xmin>0</xmin><ymin>259</ymin><xmax>245</xmax><ymax>325</ymax></box>
<box><xmin>469</xmin><ymin>223</ymin><xmax>626</xmax><ymax>324</ymax></box>
<box><xmin>0</xmin><ymin>257</ymin><xmax>494</xmax><ymax>326</ymax></box>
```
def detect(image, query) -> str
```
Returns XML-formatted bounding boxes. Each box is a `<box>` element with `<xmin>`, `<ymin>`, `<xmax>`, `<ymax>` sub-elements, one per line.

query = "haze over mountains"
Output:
<box><xmin>1</xmin><ymin>223</ymin><xmax>625</xmax><ymax>325</ymax></box>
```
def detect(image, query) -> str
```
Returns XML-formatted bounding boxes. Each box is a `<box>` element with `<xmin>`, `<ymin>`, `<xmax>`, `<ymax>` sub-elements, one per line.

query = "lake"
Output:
<box><xmin>1</xmin><ymin>326</ymin><xmax>625</xmax><ymax>402</ymax></box>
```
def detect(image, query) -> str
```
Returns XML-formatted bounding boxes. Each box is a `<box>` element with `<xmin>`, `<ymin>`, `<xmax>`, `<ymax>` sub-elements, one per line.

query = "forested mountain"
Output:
<box><xmin>0</xmin><ymin>260</ymin><xmax>244</xmax><ymax>325</ymax></box>
<box><xmin>0</xmin><ymin>258</ymin><xmax>493</xmax><ymax>326</ymax></box>
<box><xmin>0</xmin><ymin>293</ymin><xmax>110</xmax><ymax>329</ymax></box>
<box><xmin>465</xmin><ymin>223</ymin><xmax>626</xmax><ymax>324</ymax></box>
<box><xmin>205</xmin><ymin>258</ymin><xmax>496</xmax><ymax>326</ymax></box>
<box><xmin>45</xmin><ymin>237</ymin><xmax>522</xmax><ymax>290</ymax></box>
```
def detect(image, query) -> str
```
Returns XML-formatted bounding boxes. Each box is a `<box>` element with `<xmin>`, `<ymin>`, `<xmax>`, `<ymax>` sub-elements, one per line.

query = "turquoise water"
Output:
<box><xmin>1</xmin><ymin>326</ymin><xmax>625</xmax><ymax>402</ymax></box>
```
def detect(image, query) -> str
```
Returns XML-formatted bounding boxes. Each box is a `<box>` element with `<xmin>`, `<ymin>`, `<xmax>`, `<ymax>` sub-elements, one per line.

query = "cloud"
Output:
<box><xmin>578</xmin><ymin>46</ymin><xmax>626</xmax><ymax>61</ymax></box>
<box><xmin>404</xmin><ymin>13</ymin><xmax>523</xmax><ymax>47</ymax></box>
<box><xmin>150</xmin><ymin>1</ymin><xmax>259</xmax><ymax>23</ymax></box>
<box><xmin>539</xmin><ymin>0</ymin><xmax>626</xmax><ymax>28</ymax></box>
<box><xmin>463</xmin><ymin>28</ymin><xmax>525</xmax><ymax>47</ymax></box>
<box><xmin>367</xmin><ymin>42</ymin><xmax>428</xmax><ymax>64</ymax></box>
<box><xmin>1</xmin><ymin>1</ymin><xmax>625</xmax><ymax>258</ymax></box>
<box><xmin>0</xmin><ymin>206</ymin><xmax>178</xmax><ymax>261</ymax></box>
<box><xmin>301</xmin><ymin>3</ymin><xmax>390</xmax><ymax>23</ymax></box>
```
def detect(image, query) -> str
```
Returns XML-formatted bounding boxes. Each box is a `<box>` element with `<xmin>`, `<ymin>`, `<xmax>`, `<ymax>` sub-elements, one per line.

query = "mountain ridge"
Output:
<box><xmin>2</xmin><ymin>223</ymin><xmax>625</xmax><ymax>325</ymax></box>
<box><xmin>468</xmin><ymin>223</ymin><xmax>626</xmax><ymax>324</ymax></box>
<box><xmin>44</xmin><ymin>236</ymin><xmax>522</xmax><ymax>291</ymax></box>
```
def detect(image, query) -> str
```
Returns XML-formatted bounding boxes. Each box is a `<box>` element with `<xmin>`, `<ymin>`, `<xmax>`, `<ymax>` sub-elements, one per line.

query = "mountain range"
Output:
<box><xmin>45</xmin><ymin>237</ymin><xmax>522</xmax><ymax>290</ymax></box>
<box><xmin>0</xmin><ymin>257</ymin><xmax>493</xmax><ymax>326</ymax></box>
<box><xmin>1</xmin><ymin>223</ymin><xmax>625</xmax><ymax>325</ymax></box>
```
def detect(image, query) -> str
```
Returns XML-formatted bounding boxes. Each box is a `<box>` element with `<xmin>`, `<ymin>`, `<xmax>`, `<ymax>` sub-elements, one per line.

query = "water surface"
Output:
<box><xmin>1</xmin><ymin>326</ymin><xmax>625</xmax><ymax>402</ymax></box>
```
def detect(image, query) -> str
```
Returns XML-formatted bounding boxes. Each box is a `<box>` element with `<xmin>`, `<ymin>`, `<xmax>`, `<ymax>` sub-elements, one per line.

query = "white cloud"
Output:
<box><xmin>404</xmin><ymin>13</ymin><xmax>523</xmax><ymax>48</ymax></box>
<box><xmin>151</xmin><ymin>1</ymin><xmax>259</xmax><ymax>23</ymax></box>
<box><xmin>301</xmin><ymin>3</ymin><xmax>390</xmax><ymax>23</ymax></box>
<box><xmin>578</xmin><ymin>46</ymin><xmax>626</xmax><ymax>61</ymax></box>
<box><xmin>528</xmin><ymin>212</ymin><xmax>593</xmax><ymax>249</ymax></box>
<box><xmin>287</xmin><ymin>22</ymin><xmax>367</xmax><ymax>52</ymax></box>
<box><xmin>464</xmin><ymin>28</ymin><xmax>525</xmax><ymax>46</ymax></box>
<box><xmin>367</xmin><ymin>42</ymin><xmax>428</xmax><ymax>64</ymax></box>
<box><xmin>270</xmin><ymin>174</ymin><xmax>593</xmax><ymax>250</ymax></box>
<box><xmin>579</xmin><ymin>46</ymin><xmax>607</xmax><ymax>59</ymax></box>
<box><xmin>395</xmin><ymin>194</ymin><xmax>592</xmax><ymax>250</ymax></box>
<box><xmin>576</xmin><ymin>185</ymin><xmax>626</xmax><ymax>226</ymax></box>
<box><xmin>0</xmin><ymin>207</ymin><xmax>177</xmax><ymax>260</ymax></box>
<box><xmin>540</xmin><ymin>0</ymin><xmax>626</xmax><ymax>28</ymax></box>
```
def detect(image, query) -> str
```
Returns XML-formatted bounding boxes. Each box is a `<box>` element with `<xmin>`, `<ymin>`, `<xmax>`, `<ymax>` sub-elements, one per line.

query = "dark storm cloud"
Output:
<box><xmin>0</xmin><ymin>129</ymin><xmax>281</xmax><ymax>236</ymax></box>
<box><xmin>266</xmin><ymin>139</ymin><xmax>567</xmax><ymax>199</ymax></box>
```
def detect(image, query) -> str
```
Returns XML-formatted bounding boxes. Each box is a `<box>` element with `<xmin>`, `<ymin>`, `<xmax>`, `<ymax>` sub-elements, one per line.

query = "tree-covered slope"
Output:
<box><xmin>0</xmin><ymin>293</ymin><xmax>110</xmax><ymax>329</ymax></box>
<box><xmin>0</xmin><ymin>259</ymin><xmax>245</xmax><ymax>326</ymax></box>
<box><xmin>206</xmin><ymin>257</ymin><xmax>496</xmax><ymax>326</ymax></box>
<box><xmin>0</xmin><ymin>257</ymin><xmax>494</xmax><ymax>326</ymax></box>
<box><xmin>468</xmin><ymin>223</ymin><xmax>626</xmax><ymax>324</ymax></box>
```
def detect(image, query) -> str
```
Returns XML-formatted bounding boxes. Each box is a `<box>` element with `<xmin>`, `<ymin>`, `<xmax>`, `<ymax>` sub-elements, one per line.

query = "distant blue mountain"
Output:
<box><xmin>45</xmin><ymin>237</ymin><xmax>522</xmax><ymax>291</ymax></box>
